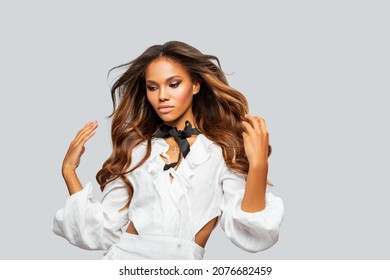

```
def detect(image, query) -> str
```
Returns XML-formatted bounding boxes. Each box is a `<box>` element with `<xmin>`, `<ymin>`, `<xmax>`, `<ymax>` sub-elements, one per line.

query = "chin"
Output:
<box><xmin>158</xmin><ymin>115</ymin><xmax>177</xmax><ymax>123</ymax></box>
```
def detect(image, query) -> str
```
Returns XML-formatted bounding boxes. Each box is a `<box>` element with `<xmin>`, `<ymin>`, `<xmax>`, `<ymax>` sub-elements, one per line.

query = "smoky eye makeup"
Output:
<box><xmin>170</xmin><ymin>80</ymin><xmax>182</xmax><ymax>88</ymax></box>
<box><xmin>145</xmin><ymin>79</ymin><xmax>182</xmax><ymax>91</ymax></box>
<box><xmin>146</xmin><ymin>84</ymin><xmax>158</xmax><ymax>91</ymax></box>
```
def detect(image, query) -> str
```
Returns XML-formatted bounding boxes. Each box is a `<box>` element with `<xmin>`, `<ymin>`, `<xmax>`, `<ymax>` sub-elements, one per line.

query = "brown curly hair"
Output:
<box><xmin>96</xmin><ymin>41</ymin><xmax>271</xmax><ymax>208</ymax></box>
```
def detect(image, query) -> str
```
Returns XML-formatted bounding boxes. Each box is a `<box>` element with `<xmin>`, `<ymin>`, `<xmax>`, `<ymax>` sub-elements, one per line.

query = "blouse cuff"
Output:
<box><xmin>221</xmin><ymin>192</ymin><xmax>284</xmax><ymax>253</ymax></box>
<box><xmin>51</xmin><ymin>182</ymin><xmax>105</xmax><ymax>250</ymax></box>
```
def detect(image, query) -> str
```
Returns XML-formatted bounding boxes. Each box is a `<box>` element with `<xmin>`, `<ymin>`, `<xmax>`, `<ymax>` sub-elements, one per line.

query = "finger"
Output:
<box><xmin>80</xmin><ymin>129</ymin><xmax>97</xmax><ymax>145</ymax></box>
<box><xmin>75</xmin><ymin>126</ymin><xmax>97</xmax><ymax>147</ymax></box>
<box><xmin>74</xmin><ymin>121</ymin><xmax>98</xmax><ymax>145</ymax></box>
<box><xmin>80</xmin><ymin>146</ymin><xmax>86</xmax><ymax>156</ymax></box>
<box><xmin>256</xmin><ymin>117</ymin><xmax>269</xmax><ymax>144</ymax></box>
<box><xmin>249</xmin><ymin>115</ymin><xmax>269</xmax><ymax>136</ymax></box>
<box><xmin>244</xmin><ymin>114</ymin><xmax>261</xmax><ymax>135</ymax></box>
<box><xmin>255</xmin><ymin>116</ymin><xmax>268</xmax><ymax>133</ymax></box>
<box><xmin>241</xmin><ymin>121</ymin><xmax>256</xmax><ymax>139</ymax></box>
<box><xmin>74</xmin><ymin>121</ymin><xmax>98</xmax><ymax>139</ymax></box>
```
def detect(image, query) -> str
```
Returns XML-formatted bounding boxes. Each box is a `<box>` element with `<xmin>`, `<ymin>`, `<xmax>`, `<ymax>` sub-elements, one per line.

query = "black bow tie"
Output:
<box><xmin>155</xmin><ymin>120</ymin><xmax>201</xmax><ymax>171</ymax></box>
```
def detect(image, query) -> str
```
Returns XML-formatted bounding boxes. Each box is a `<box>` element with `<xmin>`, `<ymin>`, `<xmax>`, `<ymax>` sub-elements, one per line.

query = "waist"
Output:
<box><xmin>103</xmin><ymin>232</ymin><xmax>205</xmax><ymax>260</ymax></box>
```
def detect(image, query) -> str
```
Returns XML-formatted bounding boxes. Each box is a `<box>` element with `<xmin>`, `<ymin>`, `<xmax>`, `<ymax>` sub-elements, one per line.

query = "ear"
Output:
<box><xmin>192</xmin><ymin>82</ymin><xmax>200</xmax><ymax>95</ymax></box>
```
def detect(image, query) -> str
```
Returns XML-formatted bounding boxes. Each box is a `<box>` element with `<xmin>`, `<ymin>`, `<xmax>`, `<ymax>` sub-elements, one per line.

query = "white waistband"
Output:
<box><xmin>103</xmin><ymin>232</ymin><xmax>205</xmax><ymax>260</ymax></box>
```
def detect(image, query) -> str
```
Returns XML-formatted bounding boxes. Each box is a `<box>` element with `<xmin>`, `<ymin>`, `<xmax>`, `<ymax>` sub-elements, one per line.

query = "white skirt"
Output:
<box><xmin>102</xmin><ymin>232</ymin><xmax>205</xmax><ymax>260</ymax></box>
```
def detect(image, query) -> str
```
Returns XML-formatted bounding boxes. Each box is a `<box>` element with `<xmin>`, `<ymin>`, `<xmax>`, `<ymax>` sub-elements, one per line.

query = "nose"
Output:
<box><xmin>158</xmin><ymin>87</ymin><xmax>170</xmax><ymax>101</ymax></box>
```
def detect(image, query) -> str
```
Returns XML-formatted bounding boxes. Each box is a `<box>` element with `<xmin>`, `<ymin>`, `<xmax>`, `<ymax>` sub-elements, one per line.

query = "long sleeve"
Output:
<box><xmin>219</xmin><ymin>164</ymin><xmax>284</xmax><ymax>253</ymax></box>
<box><xmin>51</xmin><ymin>179</ymin><xmax>130</xmax><ymax>250</ymax></box>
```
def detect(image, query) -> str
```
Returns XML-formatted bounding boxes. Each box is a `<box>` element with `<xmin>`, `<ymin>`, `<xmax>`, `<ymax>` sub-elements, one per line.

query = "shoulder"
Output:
<box><xmin>125</xmin><ymin>140</ymin><xmax>152</xmax><ymax>171</ymax></box>
<box><xmin>194</xmin><ymin>134</ymin><xmax>224</xmax><ymax>159</ymax></box>
<box><xmin>131</xmin><ymin>140</ymin><xmax>149</xmax><ymax>159</ymax></box>
<box><xmin>183</xmin><ymin>134</ymin><xmax>226</xmax><ymax>173</ymax></box>
<box><xmin>200</xmin><ymin>136</ymin><xmax>247</xmax><ymax>181</ymax></box>
<box><xmin>197</xmin><ymin>134</ymin><xmax>222</xmax><ymax>154</ymax></box>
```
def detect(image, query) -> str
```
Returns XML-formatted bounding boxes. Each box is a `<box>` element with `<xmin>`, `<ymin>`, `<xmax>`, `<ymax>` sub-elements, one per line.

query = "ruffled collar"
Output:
<box><xmin>146</xmin><ymin>134</ymin><xmax>213</xmax><ymax>176</ymax></box>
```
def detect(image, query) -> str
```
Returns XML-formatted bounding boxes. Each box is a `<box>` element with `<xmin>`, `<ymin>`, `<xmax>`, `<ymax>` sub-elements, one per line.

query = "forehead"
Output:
<box><xmin>145</xmin><ymin>57</ymin><xmax>190</xmax><ymax>81</ymax></box>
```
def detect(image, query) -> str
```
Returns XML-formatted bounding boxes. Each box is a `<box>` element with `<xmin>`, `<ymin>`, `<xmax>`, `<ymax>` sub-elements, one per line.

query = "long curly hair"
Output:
<box><xmin>96</xmin><ymin>41</ymin><xmax>270</xmax><ymax>208</ymax></box>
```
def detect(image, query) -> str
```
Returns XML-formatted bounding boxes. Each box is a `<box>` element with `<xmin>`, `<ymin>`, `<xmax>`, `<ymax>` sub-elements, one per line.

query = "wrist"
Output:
<box><xmin>62</xmin><ymin>167</ymin><xmax>77</xmax><ymax>178</ymax></box>
<box><xmin>249</xmin><ymin>158</ymin><xmax>268</xmax><ymax>170</ymax></box>
<box><xmin>61</xmin><ymin>168</ymin><xmax>83</xmax><ymax>196</ymax></box>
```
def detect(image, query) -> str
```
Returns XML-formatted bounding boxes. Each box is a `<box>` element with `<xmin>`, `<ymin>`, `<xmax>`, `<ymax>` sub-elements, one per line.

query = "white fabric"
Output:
<box><xmin>52</xmin><ymin>134</ymin><xmax>284</xmax><ymax>258</ymax></box>
<box><xmin>102</xmin><ymin>232</ymin><xmax>205</xmax><ymax>260</ymax></box>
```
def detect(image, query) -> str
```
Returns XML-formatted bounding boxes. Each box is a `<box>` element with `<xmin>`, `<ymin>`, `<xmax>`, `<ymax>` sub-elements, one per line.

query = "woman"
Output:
<box><xmin>52</xmin><ymin>41</ymin><xmax>284</xmax><ymax>260</ymax></box>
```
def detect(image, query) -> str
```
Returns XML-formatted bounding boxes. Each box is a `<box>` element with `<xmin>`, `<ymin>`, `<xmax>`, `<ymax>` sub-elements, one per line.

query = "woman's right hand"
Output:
<box><xmin>62</xmin><ymin>121</ymin><xmax>98</xmax><ymax>176</ymax></box>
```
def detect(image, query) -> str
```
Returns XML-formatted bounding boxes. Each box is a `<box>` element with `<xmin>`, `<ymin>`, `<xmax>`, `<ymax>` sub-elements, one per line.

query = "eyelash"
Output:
<box><xmin>147</xmin><ymin>81</ymin><xmax>182</xmax><ymax>91</ymax></box>
<box><xmin>170</xmin><ymin>81</ymin><xmax>181</xmax><ymax>88</ymax></box>
<box><xmin>147</xmin><ymin>85</ymin><xmax>158</xmax><ymax>91</ymax></box>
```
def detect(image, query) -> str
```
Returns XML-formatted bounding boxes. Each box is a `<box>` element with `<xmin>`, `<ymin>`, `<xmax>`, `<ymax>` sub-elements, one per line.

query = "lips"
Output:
<box><xmin>157</xmin><ymin>105</ymin><xmax>174</xmax><ymax>114</ymax></box>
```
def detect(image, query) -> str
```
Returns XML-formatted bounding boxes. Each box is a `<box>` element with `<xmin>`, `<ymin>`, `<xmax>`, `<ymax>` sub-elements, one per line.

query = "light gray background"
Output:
<box><xmin>0</xmin><ymin>0</ymin><xmax>389</xmax><ymax>259</ymax></box>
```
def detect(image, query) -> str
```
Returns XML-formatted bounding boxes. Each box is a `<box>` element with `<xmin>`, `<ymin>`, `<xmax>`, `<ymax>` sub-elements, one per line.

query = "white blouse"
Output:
<box><xmin>52</xmin><ymin>134</ymin><xmax>284</xmax><ymax>253</ymax></box>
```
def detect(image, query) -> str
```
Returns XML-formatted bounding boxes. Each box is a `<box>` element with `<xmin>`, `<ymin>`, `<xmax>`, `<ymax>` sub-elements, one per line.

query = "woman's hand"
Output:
<box><xmin>62</xmin><ymin>121</ymin><xmax>98</xmax><ymax>176</ymax></box>
<box><xmin>241</xmin><ymin>115</ymin><xmax>269</xmax><ymax>211</ymax></box>
<box><xmin>241</xmin><ymin>114</ymin><xmax>269</xmax><ymax>167</ymax></box>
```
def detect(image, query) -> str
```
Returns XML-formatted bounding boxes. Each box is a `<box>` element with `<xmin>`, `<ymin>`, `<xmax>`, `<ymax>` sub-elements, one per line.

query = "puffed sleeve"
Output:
<box><xmin>219</xmin><ymin>164</ymin><xmax>284</xmax><ymax>253</ymax></box>
<box><xmin>51</xmin><ymin>179</ymin><xmax>130</xmax><ymax>250</ymax></box>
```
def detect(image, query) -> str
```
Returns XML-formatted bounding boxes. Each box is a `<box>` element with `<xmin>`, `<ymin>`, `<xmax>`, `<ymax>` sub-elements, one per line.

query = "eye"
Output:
<box><xmin>170</xmin><ymin>81</ymin><xmax>182</xmax><ymax>88</ymax></box>
<box><xmin>147</xmin><ymin>85</ymin><xmax>158</xmax><ymax>91</ymax></box>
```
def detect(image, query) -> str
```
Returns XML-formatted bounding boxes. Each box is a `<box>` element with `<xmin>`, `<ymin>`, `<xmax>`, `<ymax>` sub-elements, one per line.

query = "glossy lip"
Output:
<box><xmin>157</xmin><ymin>105</ymin><xmax>174</xmax><ymax>114</ymax></box>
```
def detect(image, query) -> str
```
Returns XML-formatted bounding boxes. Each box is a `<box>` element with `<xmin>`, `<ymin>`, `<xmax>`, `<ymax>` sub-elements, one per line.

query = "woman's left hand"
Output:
<box><xmin>241</xmin><ymin>114</ymin><xmax>269</xmax><ymax>167</ymax></box>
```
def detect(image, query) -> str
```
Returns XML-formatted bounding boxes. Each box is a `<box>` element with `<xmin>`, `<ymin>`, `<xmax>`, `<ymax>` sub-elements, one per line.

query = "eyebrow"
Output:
<box><xmin>146</xmin><ymin>75</ymin><xmax>182</xmax><ymax>84</ymax></box>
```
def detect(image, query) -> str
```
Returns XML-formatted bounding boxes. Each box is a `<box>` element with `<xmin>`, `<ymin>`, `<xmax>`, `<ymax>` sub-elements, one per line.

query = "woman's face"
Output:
<box><xmin>145</xmin><ymin>57</ymin><xmax>199</xmax><ymax>129</ymax></box>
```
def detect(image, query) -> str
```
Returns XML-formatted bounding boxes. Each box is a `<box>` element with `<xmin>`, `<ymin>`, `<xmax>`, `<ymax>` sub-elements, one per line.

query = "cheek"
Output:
<box><xmin>146</xmin><ymin>92</ymin><xmax>156</xmax><ymax>107</ymax></box>
<box><xmin>175</xmin><ymin>87</ymin><xmax>194</xmax><ymax>104</ymax></box>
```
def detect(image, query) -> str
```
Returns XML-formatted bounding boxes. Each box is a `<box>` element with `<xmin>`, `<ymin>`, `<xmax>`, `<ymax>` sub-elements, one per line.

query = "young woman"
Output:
<box><xmin>52</xmin><ymin>41</ymin><xmax>284</xmax><ymax>260</ymax></box>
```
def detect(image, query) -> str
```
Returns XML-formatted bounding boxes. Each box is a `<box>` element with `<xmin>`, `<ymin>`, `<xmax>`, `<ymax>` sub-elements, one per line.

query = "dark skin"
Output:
<box><xmin>126</xmin><ymin>219</ymin><xmax>218</xmax><ymax>248</ymax></box>
<box><xmin>61</xmin><ymin>59</ymin><xmax>269</xmax><ymax>249</ymax></box>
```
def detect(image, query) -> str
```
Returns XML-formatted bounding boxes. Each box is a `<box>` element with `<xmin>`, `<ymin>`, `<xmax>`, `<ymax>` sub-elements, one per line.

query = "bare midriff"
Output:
<box><xmin>125</xmin><ymin>216</ymin><xmax>218</xmax><ymax>248</ymax></box>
